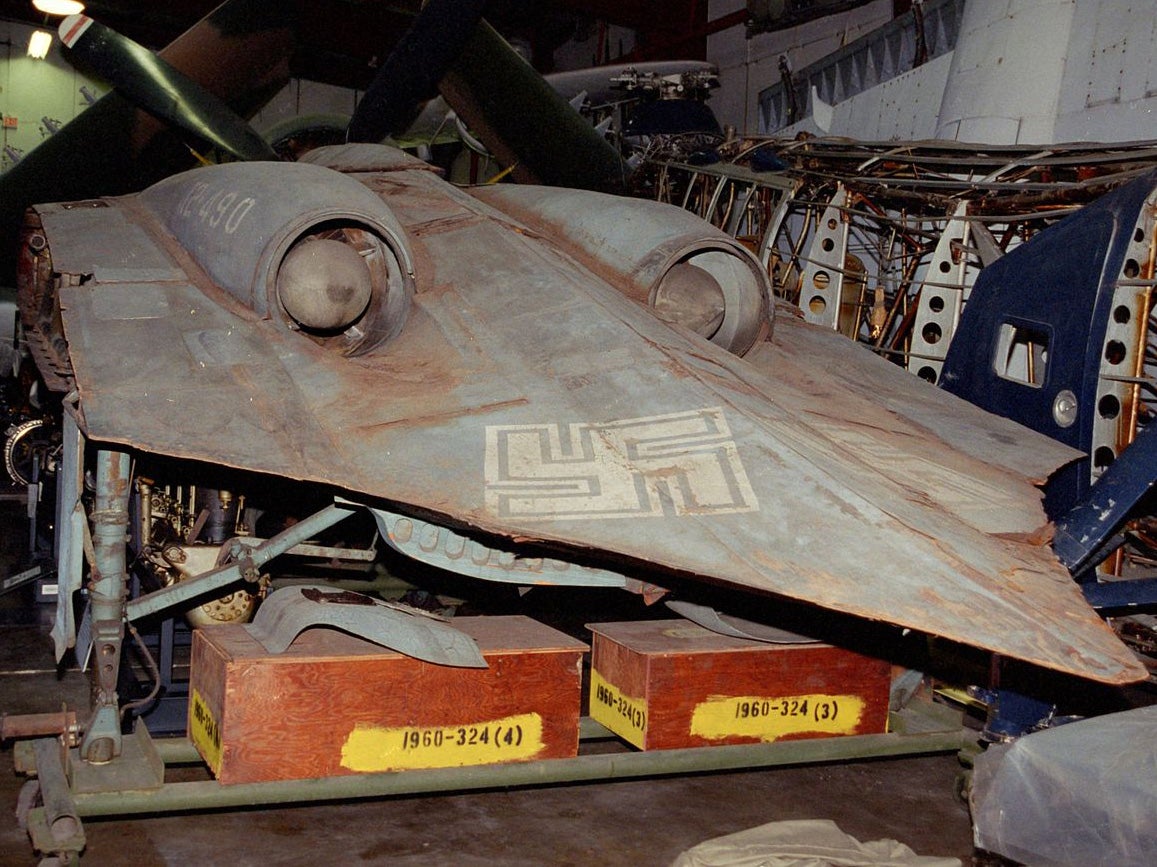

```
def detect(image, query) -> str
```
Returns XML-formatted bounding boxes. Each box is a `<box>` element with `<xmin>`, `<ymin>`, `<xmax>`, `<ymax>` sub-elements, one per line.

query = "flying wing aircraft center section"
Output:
<box><xmin>13</xmin><ymin>144</ymin><xmax>1146</xmax><ymax>685</ymax></box>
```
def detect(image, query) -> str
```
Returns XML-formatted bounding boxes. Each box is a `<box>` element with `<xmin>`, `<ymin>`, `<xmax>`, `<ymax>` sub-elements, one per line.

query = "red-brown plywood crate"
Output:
<box><xmin>587</xmin><ymin>620</ymin><xmax>890</xmax><ymax>750</ymax></box>
<box><xmin>189</xmin><ymin>615</ymin><xmax>587</xmax><ymax>784</ymax></box>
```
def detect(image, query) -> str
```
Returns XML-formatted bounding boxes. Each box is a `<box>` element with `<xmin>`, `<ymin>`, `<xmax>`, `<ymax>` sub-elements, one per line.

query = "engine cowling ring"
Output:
<box><xmin>470</xmin><ymin>184</ymin><xmax>772</xmax><ymax>356</ymax></box>
<box><xmin>139</xmin><ymin>160</ymin><xmax>415</xmax><ymax>356</ymax></box>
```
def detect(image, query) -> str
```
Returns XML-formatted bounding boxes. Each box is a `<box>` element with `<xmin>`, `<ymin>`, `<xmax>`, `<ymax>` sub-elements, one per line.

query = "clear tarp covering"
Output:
<box><xmin>670</xmin><ymin>818</ymin><xmax>962</xmax><ymax>867</ymax></box>
<box><xmin>970</xmin><ymin>704</ymin><xmax>1157</xmax><ymax>866</ymax></box>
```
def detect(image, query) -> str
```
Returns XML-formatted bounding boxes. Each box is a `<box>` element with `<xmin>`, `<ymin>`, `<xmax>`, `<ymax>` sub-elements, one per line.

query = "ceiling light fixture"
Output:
<box><xmin>32</xmin><ymin>0</ymin><xmax>85</xmax><ymax>16</ymax></box>
<box><xmin>27</xmin><ymin>30</ymin><xmax>52</xmax><ymax>59</ymax></box>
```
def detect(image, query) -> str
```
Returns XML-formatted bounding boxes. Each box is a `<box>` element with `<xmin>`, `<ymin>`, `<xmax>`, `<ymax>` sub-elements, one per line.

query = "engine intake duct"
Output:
<box><xmin>470</xmin><ymin>185</ymin><xmax>772</xmax><ymax>356</ymax></box>
<box><xmin>139</xmin><ymin>161</ymin><xmax>415</xmax><ymax>356</ymax></box>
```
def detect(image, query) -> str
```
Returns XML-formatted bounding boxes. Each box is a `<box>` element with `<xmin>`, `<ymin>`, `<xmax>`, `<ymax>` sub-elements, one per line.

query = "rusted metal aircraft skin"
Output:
<box><xmin>18</xmin><ymin>143</ymin><xmax>1144</xmax><ymax>684</ymax></box>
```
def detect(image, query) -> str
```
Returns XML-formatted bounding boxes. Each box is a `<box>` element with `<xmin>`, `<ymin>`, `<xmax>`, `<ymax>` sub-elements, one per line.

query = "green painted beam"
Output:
<box><xmin>71</xmin><ymin>721</ymin><xmax>966</xmax><ymax>818</ymax></box>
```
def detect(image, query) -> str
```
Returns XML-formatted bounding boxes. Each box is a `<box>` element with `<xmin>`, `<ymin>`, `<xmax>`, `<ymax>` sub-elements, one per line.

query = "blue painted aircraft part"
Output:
<box><xmin>1054</xmin><ymin>422</ymin><xmax>1157</xmax><ymax>574</ymax></box>
<box><xmin>1081</xmin><ymin>576</ymin><xmax>1157</xmax><ymax>611</ymax></box>
<box><xmin>969</xmin><ymin>687</ymin><xmax>1058</xmax><ymax>743</ymax></box>
<box><xmin>941</xmin><ymin>167</ymin><xmax>1157</xmax><ymax>516</ymax></box>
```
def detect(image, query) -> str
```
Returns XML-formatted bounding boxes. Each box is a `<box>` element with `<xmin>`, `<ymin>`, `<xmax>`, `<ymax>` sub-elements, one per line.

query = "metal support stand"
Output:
<box><xmin>18</xmin><ymin>739</ymin><xmax>86</xmax><ymax>864</ymax></box>
<box><xmin>15</xmin><ymin>700</ymin><xmax>967</xmax><ymax>862</ymax></box>
<box><xmin>78</xmin><ymin>449</ymin><xmax>132</xmax><ymax>763</ymax></box>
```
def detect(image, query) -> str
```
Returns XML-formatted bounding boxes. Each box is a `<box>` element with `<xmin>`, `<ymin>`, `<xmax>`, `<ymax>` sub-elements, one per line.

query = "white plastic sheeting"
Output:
<box><xmin>670</xmin><ymin>818</ymin><xmax>961</xmax><ymax>867</ymax></box>
<box><xmin>970</xmin><ymin>705</ymin><xmax>1157</xmax><ymax>866</ymax></box>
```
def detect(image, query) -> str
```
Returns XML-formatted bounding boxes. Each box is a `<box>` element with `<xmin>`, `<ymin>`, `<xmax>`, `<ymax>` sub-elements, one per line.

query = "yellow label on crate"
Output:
<box><xmin>690</xmin><ymin>693</ymin><xmax>865</xmax><ymax>742</ymax></box>
<box><xmin>340</xmin><ymin>712</ymin><xmax>545</xmax><ymax>772</ymax></box>
<box><xmin>189</xmin><ymin>688</ymin><xmax>222</xmax><ymax>774</ymax></box>
<box><xmin>588</xmin><ymin>669</ymin><xmax>647</xmax><ymax>748</ymax></box>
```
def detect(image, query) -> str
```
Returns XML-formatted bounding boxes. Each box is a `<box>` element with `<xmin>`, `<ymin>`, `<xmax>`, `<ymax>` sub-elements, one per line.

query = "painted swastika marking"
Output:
<box><xmin>485</xmin><ymin>408</ymin><xmax>758</xmax><ymax>520</ymax></box>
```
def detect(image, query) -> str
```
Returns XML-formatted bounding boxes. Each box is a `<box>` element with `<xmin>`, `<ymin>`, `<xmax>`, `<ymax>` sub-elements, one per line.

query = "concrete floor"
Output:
<box><xmin>0</xmin><ymin>493</ymin><xmax>980</xmax><ymax>866</ymax></box>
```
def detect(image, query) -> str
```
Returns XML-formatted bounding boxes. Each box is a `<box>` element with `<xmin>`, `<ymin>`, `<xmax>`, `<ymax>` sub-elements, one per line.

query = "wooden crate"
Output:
<box><xmin>587</xmin><ymin>620</ymin><xmax>890</xmax><ymax>750</ymax></box>
<box><xmin>189</xmin><ymin>615</ymin><xmax>587</xmax><ymax>784</ymax></box>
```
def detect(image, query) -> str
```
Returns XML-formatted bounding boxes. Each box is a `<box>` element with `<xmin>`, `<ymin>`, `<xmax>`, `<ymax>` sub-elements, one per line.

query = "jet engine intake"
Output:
<box><xmin>276</xmin><ymin>236</ymin><xmax>373</xmax><ymax>332</ymax></box>
<box><xmin>139</xmin><ymin>161</ymin><xmax>415</xmax><ymax>356</ymax></box>
<box><xmin>470</xmin><ymin>185</ymin><xmax>772</xmax><ymax>356</ymax></box>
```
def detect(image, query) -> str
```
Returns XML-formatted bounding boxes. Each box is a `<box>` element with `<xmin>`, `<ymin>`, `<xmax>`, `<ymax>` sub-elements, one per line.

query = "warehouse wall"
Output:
<box><xmin>706</xmin><ymin>0</ymin><xmax>892</xmax><ymax>135</ymax></box>
<box><xmin>552</xmin><ymin>21</ymin><xmax>637</xmax><ymax>70</ymax></box>
<box><xmin>723</xmin><ymin>0</ymin><xmax>1157</xmax><ymax>147</ymax></box>
<box><xmin>0</xmin><ymin>19</ymin><xmax>107</xmax><ymax>173</ymax></box>
<box><xmin>249</xmin><ymin>78</ymin><xmax>361</xmax><ymax>139</ymax></box>
<box><xmin>0</xmin><ymin>17</ymin><xmax>361</xmax><ymax>170</ymax></box>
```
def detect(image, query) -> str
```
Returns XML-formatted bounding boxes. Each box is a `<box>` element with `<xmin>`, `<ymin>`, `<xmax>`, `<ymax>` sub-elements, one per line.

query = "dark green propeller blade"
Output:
<box><xmin>60</xmin><ymin>14</ymin><xmax>278</xmax><ymax>162</ymax></box>
<box><xmin>438</xmin><ymin>20</ymin><xmax>631</xmax><ymax>193</ymax></box>
<box><xmin>349</xmin><ymin>0</ymin><xmax>630</xmax><ymax>193</ymax></box>
<box><xmin>0</xmin><ymin>0</ymin><xmax>294</xmax><ymax>284</ymax></box>
<box><xmin>346</xmin><ymin>0</ymin><xmax>489</xmax><ymax>144</ymax></box>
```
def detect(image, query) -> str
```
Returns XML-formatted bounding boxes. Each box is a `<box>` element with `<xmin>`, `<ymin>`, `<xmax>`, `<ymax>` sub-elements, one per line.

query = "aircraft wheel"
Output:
<box><xmin>4</xmin><ymin>417</ymin><xmax>51</xmax><ymax>486</ymax></box>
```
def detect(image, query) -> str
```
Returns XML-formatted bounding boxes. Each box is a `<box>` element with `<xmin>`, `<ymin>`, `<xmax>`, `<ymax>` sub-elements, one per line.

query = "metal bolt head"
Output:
<box><xmin>1053</xmin><ymin>389</ymin><xmax>1078</xmax><ymax>428</ymax></box>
